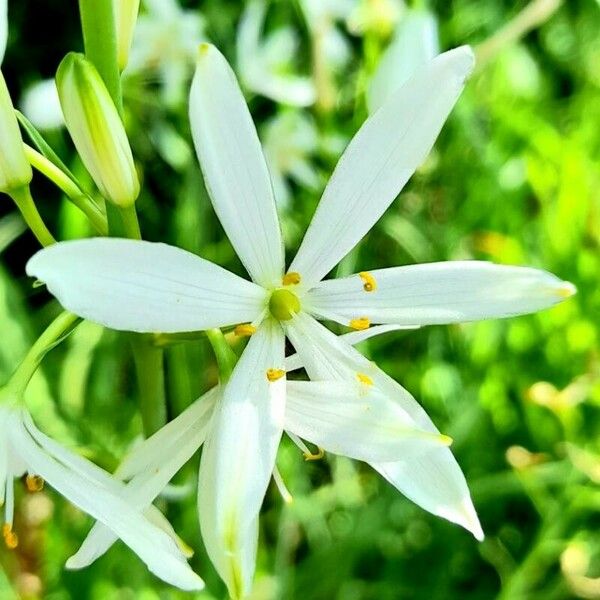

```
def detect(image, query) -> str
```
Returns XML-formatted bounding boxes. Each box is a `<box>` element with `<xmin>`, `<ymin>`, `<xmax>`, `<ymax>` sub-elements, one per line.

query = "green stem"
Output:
<box><xmin>24</xmin><ymin>145</ymin><xmax>108</xmax><ymax>235</ymax></box>
<box><xmin>206</xmin><ymin>329</ymin><xmax>238</xmax><ymax>384</ymax></box>
<box><xmin>120</xmin><ymin>204</ymin><xmax>142</xmax><ymax>240</ymax></box>
<box><xmin>78</xmin><ymin>0</ymin><xmax>123</xmax><ymax>114</ymax></box>
<box><xmin>9</xmin><ymin>186</ymin><xmax>56</xmax><ymax>246</ymax></box>
<box><xmin>131</xmin><ymin>336</ymin><xmax>167</xmax><ymax>436</ymax></box>
<box><xmin>7</xmin><ymin>312</ymin><xmax>81</xmax><ymax>397</ymax></box>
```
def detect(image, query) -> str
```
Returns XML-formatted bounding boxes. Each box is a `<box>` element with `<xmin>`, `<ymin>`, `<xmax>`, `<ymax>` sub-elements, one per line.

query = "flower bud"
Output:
<box><xmin>0</xmin><ymin>70</ymin><xmax>33</xmax><ymax>193</ymax></box>
<box><xmin>56</xmin><ymin>53</ymin><xmax>139</xmax><ymax>207</ymax></box>
<box><xmin>115</xmin><ymin>0</ymin><xmax>140</xmax><ymax>71</ymax></box>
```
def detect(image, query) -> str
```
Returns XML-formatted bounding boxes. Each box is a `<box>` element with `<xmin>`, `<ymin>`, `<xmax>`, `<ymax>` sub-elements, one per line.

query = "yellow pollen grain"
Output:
<box><xmin>282</xmin><ymin>272</ymin><xmax>301</xmax><ymax>286</ymax></box>
<box><xmin>25</xmin><ymin>474</ymin><xmax>44</xmax><ymax>493</ymax></box>
<box><xmin>356</xmin><ymin>373</ymin><xmax>373</xmax><ymax>386</ymax></box>
<box><xmin>350</xmin><ymin>317</ymin><xmax>370</xmax><ymax>331</ymax></box>
<box><xmin>266</xmin><ymin>368</ymin><xmax>286</xmax><ymax>382</ymax></box>
<box><xmin>359</xmin><ymin>271</ymin><xmax>377</xmax><ymax>292</ymax></box>
<box><xmin>303</xmin><ymin>447</ymin><xmax>325</xmax><ymax>461</ymax></box>
<box><xmin>234</xmin><ymin>323</ymin><xmax>257</xmax><ymax>337</ymax></box>
<box><xmin>2</xmin><ymin>524</ymin><xmax>18</xmax><ymax>549</ymax></box>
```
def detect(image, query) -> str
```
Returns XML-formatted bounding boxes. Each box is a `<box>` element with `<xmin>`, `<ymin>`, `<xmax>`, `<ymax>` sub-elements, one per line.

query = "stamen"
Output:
<box><xmin>356</xmin><ymin>373</ymin><xmax>373</xmax><ymax>386</ymax></box>
<box><xmin>234</xmin><ymin>323</ymin><xmax>257</xmax><ymax>337</ymax></box>
<box><xmin>272</xmin><ymin>466</ymin><xmax>293</xmax><ymax>504</ymax></box>
<box><xmin>282</xmin><ymin>272</ymin><xmax>301</xmax><ymax>286</ymax></box>
<box><xmin>266</xmin><ymin>368</ymin><xmax>286</xmax><ymax>382</ymax></box>
<box><xmin>304</xmin><ymin>447</ymin><xmax>325</xmax><ymax>461</ymax></box>
<box><xmin>25</xmin><ymin>474</ymin><xmax>44</xmax><ymax>493</ymax></box>
<box><xmin>349</xmin><ymin>317</ymin><xmax>370</xmax><ymax>331</ymax></box>
<box><xmin>2</xmin><ymin>523</ymin><xmax>18</xmax><ymax>549</ymax></box>
<box><xmin>359</xmin><ymin>271</ymin><xmax>377</xmax><ymax>292</ymax></box>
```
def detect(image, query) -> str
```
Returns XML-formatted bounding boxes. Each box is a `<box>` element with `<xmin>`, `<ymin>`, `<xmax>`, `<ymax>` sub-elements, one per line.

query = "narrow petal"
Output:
<box><xmin>12</xmin><ymin>411</ymin><xmax>203</xmax><ymax>590</ymax></box>
<box><xmin>284</xmin><ymin>313</ymin><xmax>482</xmax><ymax>539</ymax></box>
<box><xmin>198</xmin><ymin>319</ymin><xmax>285</xmax><ymax>599</ymax></box>
<box><xmin>286</xmin><ymin>381</ymin><xmax>450</xmax><ymax>462</ymax></box>
<box><xmin>285</xmin><ymin>324</ymin><xmax>417</xmax><ymax>372</ymax></box>
<box><xmin>306</xmin><ymin>262</ymin><xmax>576</xmax><ymax>327</ymax></box>
<box><xmin>67</xmin><ymin>389</ymin><xmax>218</xmax><ymax>569</ymax></box>
<box><xmin>289</xmin><ymin>47</ymin><xmax>475</xmax><ymax>288</ymax></box>
<box><xmin>190</xmin><ymin>43</ymin><xmax>284</xmax><ymax>287</ymax></box>
<box><xmin>26</xmin><ymin>238</ymin><xmax>267</xmax><ymax>333</ymax></box>
<box><xmin>0</xmin><ymin>0</ymin><xmax>7</xmax><ymax>63</ymax></box>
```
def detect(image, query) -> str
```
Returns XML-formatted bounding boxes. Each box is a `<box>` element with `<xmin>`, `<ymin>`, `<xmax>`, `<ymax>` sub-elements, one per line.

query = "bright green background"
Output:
<box><xmin>1</xmin><ymin>1</ymin><xmax>599</xmax><ymax>598</ymax></box>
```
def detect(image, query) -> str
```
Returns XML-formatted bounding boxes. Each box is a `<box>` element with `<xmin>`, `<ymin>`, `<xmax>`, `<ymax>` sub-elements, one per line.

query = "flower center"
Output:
<box><xmin>269</xmin><ymin>288</ymin><xmax>300</xmax><ymax>321</ymax></box>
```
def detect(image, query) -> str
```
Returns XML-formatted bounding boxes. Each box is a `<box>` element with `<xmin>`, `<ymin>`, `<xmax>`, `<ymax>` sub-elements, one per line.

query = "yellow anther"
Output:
<box><xmin>349</xmin><ymin>317</ymin><xmax>370</xmax><ymax>331</ymax></box>
<box><xmin>303</xmin><ymin>447</ymin><xmax>325</xmax><ymax>461</ymax></box>
<box><xmin>282</xmin><ymin>272</ymin><xmax>301</xmax><ymax>286</ymax></box>
<box><xmin>234</xmin><ymin>324</ymin><xmax>257</xmax><ymax>337</ymax></box>
<box><xmin>266</xmin><ymin>368</ymin><xmax>286</xmax><ymax>382</ymax></box>
<box><xmin>359</xmin><ymin>271</ymin><xmax>377</xmax><ymax>292</ymax></box>
<box><xmin>356</xmin><ymin>373</ymin><xmax>373</xmax><ymax>386</ymax></box>
<box><xmin>2</xmin><ymin>524</ymin><xmax>18</xmax><ymax>549</ymax></box>
<box><xmin>25</xmin><ymin>474</ymin><xmax>44</xmax><ymax>492</ymax></box>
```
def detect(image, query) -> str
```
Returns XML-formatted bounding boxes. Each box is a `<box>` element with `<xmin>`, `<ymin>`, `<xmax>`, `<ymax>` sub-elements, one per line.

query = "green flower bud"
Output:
<box><xmin>56</xmin><ymin>53</ymin><xmax>139</xmax><ymax>207</ymax></box>
<box><xmin>115</xmin><ymin>0</ymin><xmax>140</xmax><ymax>71</ymax></box>
<box><xmin>0</xmin><ymin>70</ymin><xmax>33</xmax><ymax>193</ymax></box>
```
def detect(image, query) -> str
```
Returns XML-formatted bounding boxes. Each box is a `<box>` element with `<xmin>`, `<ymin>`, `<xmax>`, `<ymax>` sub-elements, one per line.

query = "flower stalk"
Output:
<box><xmin>8</xmin><ymin>186</ymin><xmax>56</xmax><ymax>247</ymax></box>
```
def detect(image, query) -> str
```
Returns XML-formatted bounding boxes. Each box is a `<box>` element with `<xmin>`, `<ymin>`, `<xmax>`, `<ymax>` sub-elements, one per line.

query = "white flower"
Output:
<box><xmin>126</xmin><ymin>0</ymin><xmax>205</xmax><ymax>107</ymax></box>
<box><xmin>368</xmin><ymin>8</ymin><xmax>440</xmax><ymax>113</ymax></box>
<box><xmin>237</xmin><ymin>0</ymin><xmax>315</xmax><ymax>107</ymax></box>
<box><xmin>0</xmin><ymin>395</ymin><xmax>203</xmax><ymax>590</ymax></box>
<box><xmin>262</xmin><ymin>111</ymin><xmax>320</xmax><ymax>207</ymax></box>
<box><xmin>27</xmin><ymin>43</ymin><xmax>575</xmax><ymax>598</ymax></box>
<box><xmin>20</xmin><ymin>78</ymin><xmax>64</xmax><ymax>131</ymax></box>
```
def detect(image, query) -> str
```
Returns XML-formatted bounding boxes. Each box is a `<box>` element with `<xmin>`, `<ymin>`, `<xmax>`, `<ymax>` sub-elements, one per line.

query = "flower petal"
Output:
<box><xmin>13</xmin><ymin>410</ymin><xmax>203</xmax><ymax>590</ymax></box>
<box><xmin>289</xmin><ymin>46</ymin><xmax>475</xmax><ymax>288</ymax></box>
<box><xmin>306</xmin><ymin>262</ymin><xmax>576</xmax><ymax>326</ymax></box>
<box><xmin>285</xmin><ymin>324</ymin><xmax>417</xmax><ymax>372</ymax></box>
<box><xmin>26</xmin><ymin>238</ymin><xmax>267</xmax><ymax>333</ymax></box>
<box><xmin>190</xmin><ymin>43</ymin><xmax>284</xmax><ymax>287</ymax></box>
<box><xmin>198</xmin><ymin>319</ymin><xmax>285</xmax><ymax>599</ymax></box>
<box><xmin>284</xmin><ymin>312</ymin><xmax>482</xmax><ymax>539</ymax></box>
<box><xmin>67</xmin><ymin>389</ymin><xmax>218</xmax><ymax>569</ymax></box>
<box><xmin>286</xmin><ymin>381</ymin><xmax>450</xmax><ymax>462</ymax></box>
<box><xmin>0</xmin><ymin>0</ymin><xmax>7</xmax><ymax>63</ymax></box>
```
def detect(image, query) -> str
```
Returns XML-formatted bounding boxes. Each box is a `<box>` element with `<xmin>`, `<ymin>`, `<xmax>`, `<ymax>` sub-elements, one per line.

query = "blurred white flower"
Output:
<box><xmin>262</xmin><ymin>111</ymin><xmax>319</xmax><ymax>207</ymax></box>
<box><xmin>237</xmin><ymin>0</ymin><xmax>315</xmax><ymax>106</ymax></box>
<box><xmin>20</xmin><ymin>78</ymin><xmax>64</xmax><ymax>131</ymax></box>
<box><xmin>368</xmin><ymin>8</ymin><xmax>439</xmax><ymax>113</ymax></box>
<box><xmin>126</xmin><ymin>0</ymin><xmax>205</xmax><ymax>107</ymax></box>
<box><xmin>347</xmin><ymin>0</ymin><xmax>403</xmax><ymax>38</ymax></box>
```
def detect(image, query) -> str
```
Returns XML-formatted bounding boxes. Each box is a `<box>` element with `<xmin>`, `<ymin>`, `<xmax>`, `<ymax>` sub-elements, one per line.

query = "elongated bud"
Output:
<box><xmin>115</xmin><ymin>0</ymin><xmax>140</xmax><ymax>71</ymax></box>
<box><xmin>56</xmin><ymin>53</ymin><xmax>139</xmax><ymax>207</ymax></box>
<box><xmin>0</xmin><ymin>70</ymin><xmax>33</xmax><ymax>193</ymax></box>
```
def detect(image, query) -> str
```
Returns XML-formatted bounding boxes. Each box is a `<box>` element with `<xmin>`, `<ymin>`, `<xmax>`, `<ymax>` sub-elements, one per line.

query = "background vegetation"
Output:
<box><xmin>1</xmin><ymin>0</ymin><xmax>599</xmax><ymax>598</ymax></box>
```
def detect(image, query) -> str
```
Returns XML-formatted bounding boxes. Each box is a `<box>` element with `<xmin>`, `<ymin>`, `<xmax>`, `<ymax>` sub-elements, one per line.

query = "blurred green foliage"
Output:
<box><xmin>1</xmin><ymin>0</ymin><xmax>599</xmax><ymax>598</ymax></box>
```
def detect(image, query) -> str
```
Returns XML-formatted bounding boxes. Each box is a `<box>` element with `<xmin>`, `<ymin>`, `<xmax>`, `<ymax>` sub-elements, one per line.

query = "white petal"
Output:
<box><xmin>285</xmin><ymin>324</ymin><xmax>417</xmax><ymax>372</ymax></box>
<box><xmin>12</xmin><ymin>410</ymin><xmax>203</xmax><ymax>590</ymax></box>
<box><xmin>189</xmin><ymin>44</ymin><xmax>284</xmax><ymax>287</ymax></box>
<box><xmin>289</xmin><ymin>47</ymin><xmax>475</xmax><ymax>288</ymax></box>
<box><xmin>68</xmin><ymin>389</ymin><xmax>218</xmax><ymax>569</ymax></box>
<box><xmin>284</xmin><ymin>313</ymin><xmax>482</xmax><ymax>538</ymax></box>
<box><xmin>198</xmin><ymin>319</ymin><xmax>285</xmax><ymax>599</ymax></box>
<box><xmin>26</xmin><ymin>238</ymin><xmax>267</xmax><ymax>333</ymax></box>
<box><xmin>306</xmin><ymin>262</ymin><xmax>576</xmax><ymax>326</ymax></box>
<box><xmin>286</xmin><ymin>381</ymin><xmax>450</xmax><ymax>462</ymax></box>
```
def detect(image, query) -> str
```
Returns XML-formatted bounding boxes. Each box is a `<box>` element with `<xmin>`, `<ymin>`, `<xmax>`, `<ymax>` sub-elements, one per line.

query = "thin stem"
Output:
<box><xmin>206</xmin><ymin>329</ymin><xmax>238</xmax><ymax>384</ymax></box>
<box><xmin>131</xmin><ymin>335</ymin><xmax>167</xmax><ymax>436</ymax></box>
<box><xmin>7</xmin><ymin>312</ymin><xmax>81</xmax><ymax>397</ymax></box>
<box><xmin>24</xmin><ymin>145</ymin><xmax>108</xmax><ymax>235</ymax></box>
<box><xmin>8</xmin><ymin>186</ymin><xmax>56</xmax><ymax>246</ymax></box>
<box><xmin>120</xmin><ymin>204</ymin><xmax>142</xmax><ymax>240</ymax></box>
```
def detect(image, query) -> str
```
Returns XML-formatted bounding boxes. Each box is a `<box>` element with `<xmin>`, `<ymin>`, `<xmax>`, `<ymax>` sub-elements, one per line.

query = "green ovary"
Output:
<box><xmin>269</xmin><ymin>288</ymin><xmax>301</xmax><ymax>321</ymax></box>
